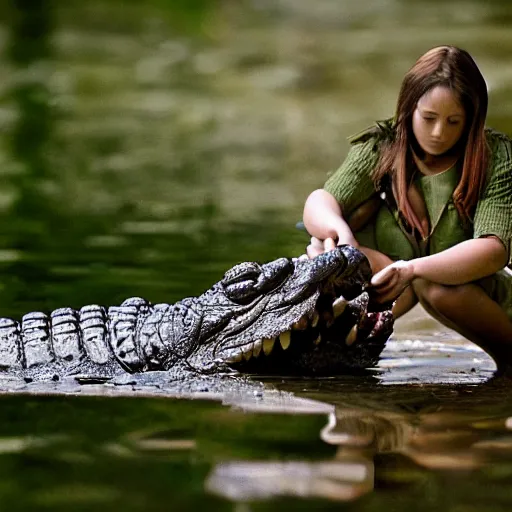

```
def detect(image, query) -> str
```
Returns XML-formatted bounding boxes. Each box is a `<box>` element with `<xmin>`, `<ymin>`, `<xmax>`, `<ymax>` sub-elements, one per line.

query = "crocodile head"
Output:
<box><xmin>166</xmin><ymin>245</ymin><xmax>394</xmax><ymax>375</ymax></box>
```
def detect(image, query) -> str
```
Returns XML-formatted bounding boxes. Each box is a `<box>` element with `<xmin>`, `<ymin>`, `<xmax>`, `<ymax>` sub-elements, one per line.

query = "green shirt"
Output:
<box><xmin>323</xmin><ymin>120</ymin><xmax>512</xmax><ymax>261</ymax></box>
<box><xmin>323</xmin><ymin>120</ymin><xmax>512</xmax><ymax>319</ymax></box>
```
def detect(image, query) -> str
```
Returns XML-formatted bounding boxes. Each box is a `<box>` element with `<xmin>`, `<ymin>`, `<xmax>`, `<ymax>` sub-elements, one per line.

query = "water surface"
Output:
<box><xmin>0</xmin><ymin>0</ymin><xmax>511</xmax><ymax>509</ymax></box>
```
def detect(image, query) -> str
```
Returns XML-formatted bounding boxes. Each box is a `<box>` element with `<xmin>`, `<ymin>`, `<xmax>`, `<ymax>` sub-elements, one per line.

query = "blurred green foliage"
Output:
<box><xmin>0</xmin><ymin>1</ymin><xmax>510</xmax><ymax>509</ymax></box>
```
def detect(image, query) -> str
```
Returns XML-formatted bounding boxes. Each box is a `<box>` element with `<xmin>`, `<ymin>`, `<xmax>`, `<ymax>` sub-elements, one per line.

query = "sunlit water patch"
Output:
<box><xmin>375</xmin><ymin>306</ymin><xmax>496</xmax><ymax>384</ymax></box>
<box><xmin>0</xmin><ymin>0</ymin><xmax>511</xmax><ymax>510</ymax></box>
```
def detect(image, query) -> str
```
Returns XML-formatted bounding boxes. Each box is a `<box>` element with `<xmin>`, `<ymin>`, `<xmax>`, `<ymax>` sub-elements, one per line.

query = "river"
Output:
<box><xmin>0</xmin><ymin>0</ymin><xmax>510</xmax><ymax>509</ymax></box>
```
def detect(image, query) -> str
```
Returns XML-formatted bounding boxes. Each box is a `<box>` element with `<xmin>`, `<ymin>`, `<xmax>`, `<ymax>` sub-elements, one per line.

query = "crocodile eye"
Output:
<box><xmin>222</xmin><ymin>262</ymin><xmax>262</xmax><ymax>287</ymax></box>
<box><xmin>256</xmin><ymin>258</ymin><xmax>293</xmax><ymax>292</ymax></box>
<box><xmin>222</xmin><ymin>262</ymin><xmax>262</xmax><ymax>303</ymax></box>
<box><xmin>223</xmin><ymin>281</ymin><xmax>260</xmax><ymax>303</ymax></box>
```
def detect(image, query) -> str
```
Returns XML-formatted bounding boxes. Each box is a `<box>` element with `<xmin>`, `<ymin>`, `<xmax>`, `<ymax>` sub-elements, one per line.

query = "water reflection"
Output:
<box><xmin>0</xmin><ymin>0</ymin><xmax>512</xmax><ymax>510</ymax></box>
<box><xmin>202</xmin><ymin>378</ymin><xmax>512</xmax><ymax>505</ymax></box>
<box><xmin>321</xmin><ymin>406</ymin><xmax>484</xmax><ymax>471</ymax></box>
<box><xmin>3</xmin><ymin>383</ymin><xmax>512</xmax><ymax>508</ymax></box>
<box><xmin>206</xmin><ymin>458</ymin><xmax>374</xmax><ymax>502</ymax></box>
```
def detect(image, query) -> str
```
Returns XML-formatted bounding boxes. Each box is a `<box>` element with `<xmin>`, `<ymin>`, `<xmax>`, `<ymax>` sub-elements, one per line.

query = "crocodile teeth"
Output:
<box><xmin>253</xmin><ymin>340</ymin><xmax>262</xmax><ymax>357</ymax></box>
<box><xmin>263</xmin><ymin>337</ymin><xmax>275</xmax><ymax>356</ymax></box>
<box><xmin>313</xmin><ymin>334</ymin><xmax>321</xmax><ymax>345</ymax></box>
<box><xmin>311</xmin><ymin>311</ymin><xmax>319</xmax><ymax>328</ymax></box>
<box><xmin>292</xmin><ymin>315</ymin><xmax>308</xmax><ymax>330</ymax></box>
<box><xmin>242</xmin><ymin>345</ymin><xmax>253</xmax><ymax>361</ymax></box>
<box><xmin>279</xmin><ymin>331</ymin><xmax>291</xmax><ymax>350</ymax></box>
<box><xmin>324</xmin><ymin>311</ymin><xmax>334</xmax><ymax>328</ymax></box>
<box><xmin>345</xmin><ymin>325</ymin><xmax>358</xmax><ymax>346</ymax></box>
<box><xmin>225</xmin><ymin>352</ymin><xmax>243</xmax><ymax>363</ymax></box>
<box><xmin>333</xmin><ymin>296</ymin><xmax>348</xmax><ymax>318</ymax></box>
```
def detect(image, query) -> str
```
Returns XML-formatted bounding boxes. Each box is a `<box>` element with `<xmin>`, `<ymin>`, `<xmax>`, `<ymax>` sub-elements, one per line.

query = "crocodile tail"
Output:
<box><xmin>106</xmin><ymin>297</ymin><xmax>152</xmax><ymax>372</ymax></box>
<box><xmin>0</xmin><ymin>297</ymin><xmax>155</xmax><ymax>373</ymax></box>
<box><xmin>0</xmin><ymin>305</ymin><xmax>115</xmax><ymax>371</ymax></box>
<box><xmin>0</xmin><ymin>317</ymin><xmax>24</xmax><ymax>369</ymax></box>
<box><xmin>78</xmin><ymin>305</ymin><xmax>112</xmax><ymax>364</ymax></box>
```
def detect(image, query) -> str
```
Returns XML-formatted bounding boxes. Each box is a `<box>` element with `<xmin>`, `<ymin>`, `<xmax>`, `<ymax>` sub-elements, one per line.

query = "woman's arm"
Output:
<box><xmin>411</xmin><ymin>236</ymin><xmax>507</xmax><ymax>284</ymax></box>
<box><xmin>303</xmin><ymin>189</ymin><xmax>359</xmax><ymax>247</ymax></box>
<box><xmin>303</xmin><ymin>135</ymin><xmax>380</xmax><ymax>248</ymax></box>
<box><xmin>371</xmin><ymin>236</ymin><xmax>508</xmax><ymax>302</ymax></box>
<box><xmin>303</xmin><ymin>189</ymin><xmax>396</xmax><ymax>276</ymax></box>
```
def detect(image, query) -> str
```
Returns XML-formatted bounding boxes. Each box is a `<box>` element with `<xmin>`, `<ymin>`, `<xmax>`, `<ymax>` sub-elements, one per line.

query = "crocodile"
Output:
<box><xmin>0</xmin><ymin>245</ymin><xmax>393</xmax><ymax>382</ymax></box>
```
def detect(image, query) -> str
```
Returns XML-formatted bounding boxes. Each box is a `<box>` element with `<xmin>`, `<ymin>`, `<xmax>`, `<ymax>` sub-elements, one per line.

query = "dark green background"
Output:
<box><xmin>0</xmin><ymin>1</ymin><xmax>511</xmax><ymax>509</ymax></box>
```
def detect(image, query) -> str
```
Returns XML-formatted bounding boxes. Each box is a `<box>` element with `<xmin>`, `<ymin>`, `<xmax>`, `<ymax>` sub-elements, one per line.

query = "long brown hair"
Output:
<box><xmin>373</xmin><ymin>46</ymin><xmax>489</xmax><ymax>237</ymax></box>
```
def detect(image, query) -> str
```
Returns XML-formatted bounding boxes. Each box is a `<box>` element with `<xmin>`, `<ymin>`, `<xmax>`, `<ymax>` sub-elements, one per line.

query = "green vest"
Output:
<box><xmin>323</xmin><ymin>119</ymin><xmax>512</xmax><ymax>320</ymax></box>
<box><xmin>369</xmin><ymin>165</ymin><xmax>469</xmax><ymax>260</ymax></box>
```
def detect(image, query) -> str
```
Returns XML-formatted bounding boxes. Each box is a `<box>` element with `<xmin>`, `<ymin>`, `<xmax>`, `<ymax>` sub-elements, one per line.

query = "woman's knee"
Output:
<box><xmin>412</xmin><ymin>278</ymin><xmax>434</xmax><ymax>301</ymax></box>
<box><xmin>412</xmin><ymin>278</ymin><xmax>466</xmax><ymax>314</ymax></box>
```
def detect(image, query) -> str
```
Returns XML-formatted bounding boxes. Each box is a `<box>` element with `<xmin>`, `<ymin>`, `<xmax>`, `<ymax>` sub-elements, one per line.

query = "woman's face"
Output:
<box><xmin>412</xmin><ymin>85</ymin><xmax>467</xmax><ymax>157</ymax></box>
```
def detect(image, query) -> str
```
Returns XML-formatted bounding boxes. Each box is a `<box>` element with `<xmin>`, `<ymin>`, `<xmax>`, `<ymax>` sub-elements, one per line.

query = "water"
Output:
<box><xmin>0</xmin><ymin>0</ymin><xmax>511</xmax><ymax>509</ymax></box>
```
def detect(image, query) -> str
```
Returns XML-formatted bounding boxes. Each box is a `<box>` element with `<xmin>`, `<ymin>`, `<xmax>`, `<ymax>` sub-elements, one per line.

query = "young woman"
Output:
<box><xmin>302</xmin><ymin>46</ymin><xmax>512</xmax><ymax>372</ymax></box>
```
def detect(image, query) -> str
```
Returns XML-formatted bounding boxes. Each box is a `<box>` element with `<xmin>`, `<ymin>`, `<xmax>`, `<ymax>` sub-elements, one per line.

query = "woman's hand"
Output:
<box><xmin>303</xmin><ymin>189</ymin><xmax>359</xmax><ymax>256</ymax></box>
<box><xmin>306</xmin><ymin>237</ymin><xmax>337</xmax><ymax>259</ymax></box>
<box><xmin>370</xmin><ymin>260</ymin><xmax>415</xmax><ymax>303</ymax></box>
